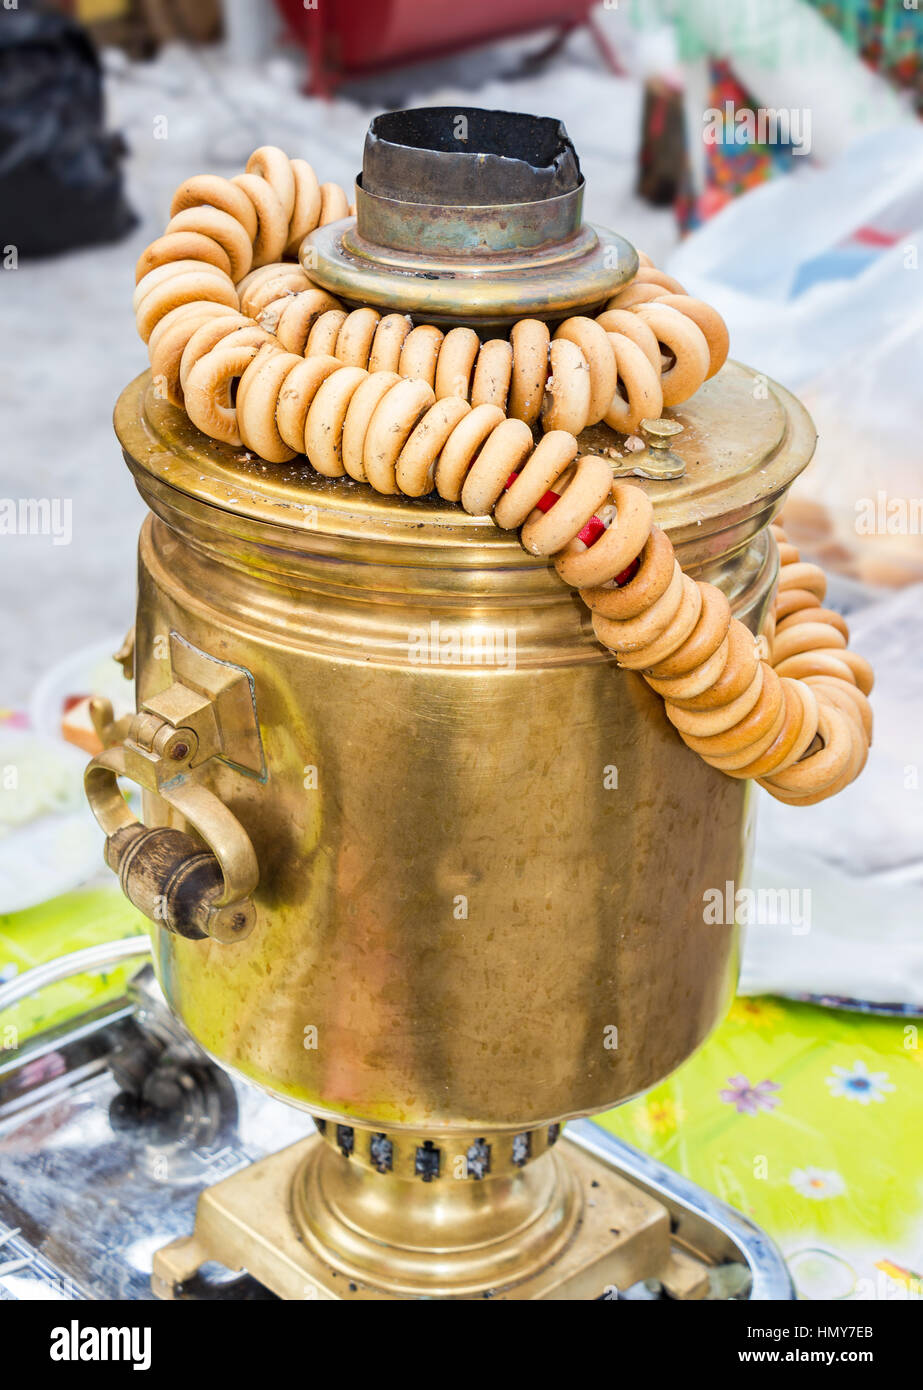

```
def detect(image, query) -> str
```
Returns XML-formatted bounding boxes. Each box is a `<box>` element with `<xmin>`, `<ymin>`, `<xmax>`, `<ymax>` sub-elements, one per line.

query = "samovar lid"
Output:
<box><xmin>115</xmin><ymin>364</ymin><xmax>815</xmax><ymax>575</ymax></box>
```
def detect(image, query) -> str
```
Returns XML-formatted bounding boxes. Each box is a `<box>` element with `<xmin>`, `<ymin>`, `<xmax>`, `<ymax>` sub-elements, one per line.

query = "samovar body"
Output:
<box><xmin>89</xmin><ymin>109</ymin><xmax>816</xmax><ymax>1294</ymax></box>
<box><xmin>114</xmin><ymin>365</ymin><xmax>809</xmax><ymax>1138</ymax></box>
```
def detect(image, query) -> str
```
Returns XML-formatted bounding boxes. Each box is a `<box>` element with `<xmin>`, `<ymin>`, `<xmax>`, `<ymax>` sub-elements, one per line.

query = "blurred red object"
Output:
<box><xmin>276</xmin><ymin>0</ymin><xmax>617</xmax><ymax>96</ymax></box>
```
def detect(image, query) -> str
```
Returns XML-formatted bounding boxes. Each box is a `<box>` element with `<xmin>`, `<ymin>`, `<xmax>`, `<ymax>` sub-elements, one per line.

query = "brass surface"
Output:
<box><xmin>111</xmin><ymin>360</ymin><xmax>816</xmax><ymax>1297</ymax></box>
<box><xmin>152</xmin><ymin>1131</ymin><xmax>672</xmax><ymax>1300</ymax></box>
<box><xmin>353</xmin><ymin>179</ymin><xmax>588</xmax><ymax>254</ymax></box>
<box><xmin>114</xmin><ymin>363</ymin><xmax>814</xmax><ymax>576</ymax></box>
<box><xmin>84</xmin><ymin>633</ymin><xmax>262</xmax><ymax>942</ymax></box>
<box><xmin>304</xmin><ymin>212</ymin><xmax>638</xmax><ymax>328</ymax></box>
<box><xmin>111</xmin><ymin>364</ymin><xmax>815</xmax><ymax>1132</ymax></box>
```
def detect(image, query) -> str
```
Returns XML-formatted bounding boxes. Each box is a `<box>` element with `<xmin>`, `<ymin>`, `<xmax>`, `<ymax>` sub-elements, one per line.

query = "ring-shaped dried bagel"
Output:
<box><xmin>163</xmin><ymin>206</ymin><xmax>255</xmax><ymax>281</ymax></box>
<box><xmin>835</xmin><ymin>649</ymin><xmax>874</xmax><ymax>695</ymax></box>
<box><xmin>319</xmin><ymin>181</ymin><xmax>350</xmax><ymax>224</ymax></box>
<box><xmin>396</xmin><ymin>396</ymin><xmax>472</xmax><ymax>497</ymax></box>
<box><xmin>553</xmin><ymin>482</ymin><xmax>653</xmax><ymax>589</ymax></box>
<box><xmin>147</xmin><ymin>299</ymin><xmax>237</xmax><ymax>358</ymax></box>
<box><xmin>616</xmin><ymin>576</ymin><xmax>703</xmax><ymax>670</ymax></box>
<box><xmin>136</xmin><ymin>270</ymin><xmax>238</xmax><ymax>341</ymax></box>
<box><xmin>184</xmin><ymin>342</ymin><xmax>260</xmax><ymax>446</ymax></box>
<box><xmin>554</xmin><ymin>317</ymin><xmax>618</xmax><ymax>425</ymax></box>
<box><xmin>340</xmin><ymin>371</ymin><xmax>402</xmax><ymax>483</ymax></box>
<box><xmin>151</xmin><ymin>307</ymin><xmax>248</xmax><ymax>406</ymax></box>
<box><xmin>774</xmin><ymin>650</ymin><xmax>857</xmax><ymax>684</ymax></box>
<box><xmin>368</xmin><ymin>314</ymin><xmax>414</xmax><ymax>374</ymax></box>
<box><xmin>399</xmin><ymin>324</ymin><xmax>444</xmax><ymax>388</ymax></box>
<box><xmin>773</xmin><ymin>586</ymin><xmax>821</xmax><ymax>620</ymax></box>
<box><xmin>773</xmin><ymin>678</ymin><xmax>821</xmax><ymax>771</ymax></box>
<box><xmin>508</xmin><ymin>319</ymin><xmax>550</xmax><ymax>426</ymax></box>
<box><xmin>334</xmin><ymin>306</ymin><xmax>381</xmax><ymax>368</ymax></box>
<box><xmin>133</xmin><ymin>258</ymin><xmax>215</xmax><ymax>312</ymax></box>
<box><xmin>664</xmin><ymin>662</ymin><xmax>764</xmax><ymax>735</ymax></box>
<box><xmin>602</xmin><ymin>334</ymin><xmax>663</xmax><ymax>434</ymax></box>
<box><xmin>760</xmin><ymin>702</ymin><xmax>855</xmax><ymax>796</ymax></box>
<box><xmin>804</xmin><ymin>675</ymin><xmax>873</xmax><ymax>742</ymax></box>
<box><xmin>646</xmin><ymin>582</ymin><xmax>731</xmax><ymax>679</ymax></box>
<box><xmin>274</xmin><ymin>289</ymin><xmax>343</xmax><ymax>353</ymax></box>
<box><xmin>471</xmin><ymin>338</ymin><xmax>514</xmax><ymax>412</ymax></box>
<box><xmin>364</xmin><ymin>378</ymin><xmax>436</xmax><ymax>494</ymax></box>
<box><xmin>239</xmin><ymin>266</ymin><xmax>311</xmax><ymax>317</ymax></box>
<box><xmin>235</xmin><ymin>260</ymin><xmax>298</xmax><ymax>300</ymax></box>
<box><xmin>305</xmin><ymin>309</ymin><xmax>349</xmax><ymax>357</ymax></box>
<box><xmin>802</xmin><ymin>692</ymin><xmax>867</xmax><ymax>759</ymax></box>
<box><xmin>232</xmin><ymin>339</ymin><xmax>279</xmax><ymax>423</ymax></box>
<box><xmin>275</xmin><ymin>354</ymin><xmax>344</xmax><ymax>453</ymax></box>
<box><xmin>579</xmin><ymin>526</ymin><xmax>675</xmax><ymax>620</ymax></box>
<box><xmin>653</xmin><ymin>294</ymin><xmax>729</xmax><ymax>379</ymax></box>
<box><xmin>663</xmin><ymin>619</ymin><xmax>760</xmax><ymax>711</ymax></box>
<box><xmin>492</xmin><ymin>430</ymin><xmax>579</xmax><ymax>531</ymax></box>
<box><xmin>681</xmin><ymin>663</ymin><xmax>783</xmax><ymax>756</ymax></box>
<box><xmin>520</xmin><ymin>455</ymin><xmax>612</xmax><ymax>556</ymax></box>
<box><xmin>158</xmin><ymin>315</ymin><xmax>259</xmax><ymax>405</ymax></box>
<box><xmin>771</xmin><ymin>621</ymin><xmax>847</xmax><ymax>665</ymax></box>
<box><xmin>434</xmin><ymin>327</ymin><xmax>481</xmax><ymax>401</ymax></box>
<box><xmin>303</xmin><ymin>365</ymin><xmax>370</xmax><ymax>476</ymax></box>
<box><xmin>759</xmin><ymin>714</ymin><xmax>867</xmax><ymax>804</ymax></box>
<box><xmin>246</xmin><ymin>145</ymin><xmax>296</xmax><ymax>223</ymax></box>
<box><xmin>261</xmin><ymin>291</ymin><xmax>309</xmax><ymax>330</ymax></box>
<box><xmin>435</xmin><ymin>404</ymin><xmax>507</xmax><ymax>503</ymax></box>
<box><xmin>135</xmin><ymin>230</ymin><xmax>232</xmax><ymax>283</ymax></box>
<box><xmin>777</xmin><ymin>561</ymin><xmax>826</xmax><ymax>599</ymax></box>
<box><xmin>758</xmin><ymin>758</ymin><xmax>863</xmax><ymax>806</ymax></box>
<box><xmin>632</xmin><ymin>304</ymin><xmax>710</xmax><ymax>408</ymax></box>
<box><xmin>594</xmin><ymin>309</ymin><xmax>661</xmax><ymax>373</ymax></box>
<box><xmin>700</xmin><ymin>689</ymin><xmax>789</xmax><ymax>773</ymax></box>
<box><xmin>728</xmin><ymin>678</ymin><xmax>809</xmax><ymax>779</ymax></box>
<box><xmin>604</xmin><ymin>282</ymin><xmax>666</xmax><ymax>311</ymax></box>
<box><xmin>285</xmin><ymin>158</ymin><xmax>322</xmax><ymax>256</ymax></box>
<box><xmin>541</xmin><ymin>338</ymin><xmax>591</xmax><ymax>434</ymax></box>
<box><xmin>591</xmin><ymin>563</ymin><xmax>683</xmax><ymax>651</ymax></box>
<box><xmin>461</xmin><ymin>418</ymin><xmax>535</xmax><ymax>516</ymax></box>
<box><xmin>169</xmin><ymin>173</ymin><xmax>258</xmax><ymax>242</ymax></box>
<box><xmin>632</xmin><ymin>266</ymin><xmax>686</xmax><ymax>294</ymax></box>
<box><xmin>231</xmin><ymin>172</ymin><xmax>290</xmax><ymax>267</ymax></box>
<box><xmin>645</xmin><ymin>633</ymin><xmax>730</xmax><ymax>704</ymax></box>
<box><xmin>775</xmin><ymin>606</ymin><xmax>850</xmax><ymax>641</ymax></box>
<box><xmin>237</xmin><ymin>350</ymin><xmax>303</xmax><ymax>463</ymax></box>
<box><xmin>825</xmin><ymin>698</ymin><xmax>870</xmax><ymax>753</ymax></box>
<box><xmin>175</xmin><ymin>311</ymin><xmax>256</xmax><ymax>395</ymax></box>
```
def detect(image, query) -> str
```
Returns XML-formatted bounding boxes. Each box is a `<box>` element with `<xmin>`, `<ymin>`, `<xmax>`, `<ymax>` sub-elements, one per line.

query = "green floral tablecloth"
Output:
<box><xmin>0</xmin><ymin>888</ymin><xmax>146</xmax><ymax>1046</ymax></box>
<box><xmin>2</xmin><ymin>889</ymin><xmax>921</xmax><ymax>1300</ymax></box>
<box><xmin>598</xmin><ymin>995</ymin><xmax>923</xmax><ymax>1299</ymax></box>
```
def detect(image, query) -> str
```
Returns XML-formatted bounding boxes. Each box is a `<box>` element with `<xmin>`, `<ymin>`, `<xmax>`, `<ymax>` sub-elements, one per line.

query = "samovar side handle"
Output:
<box><xmin>85</xmin><ymin>742</ymin><xmax>258</xmax><ymax>946</ymax></box>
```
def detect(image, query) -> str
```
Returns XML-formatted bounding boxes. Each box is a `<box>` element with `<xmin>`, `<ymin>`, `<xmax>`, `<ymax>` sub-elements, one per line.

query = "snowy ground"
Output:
<box><xmin>0</xmin><ymin>18</ymin><xmax>675</xmax><ymax>704</ymax></box>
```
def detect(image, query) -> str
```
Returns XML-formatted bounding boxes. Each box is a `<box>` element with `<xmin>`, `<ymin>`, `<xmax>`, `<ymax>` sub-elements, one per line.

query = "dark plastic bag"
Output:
<box><xmin>0</xmin><ymin>6</ymin><xmax>136</xmax><ymax>258</ymax></box>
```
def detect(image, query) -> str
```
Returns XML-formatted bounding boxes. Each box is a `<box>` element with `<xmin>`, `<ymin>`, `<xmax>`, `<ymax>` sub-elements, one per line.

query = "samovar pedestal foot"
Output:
<box><xmin>152</xmin><ymin>1126</ymin><xmax>701</xmax><ymax>1301</ymax></box>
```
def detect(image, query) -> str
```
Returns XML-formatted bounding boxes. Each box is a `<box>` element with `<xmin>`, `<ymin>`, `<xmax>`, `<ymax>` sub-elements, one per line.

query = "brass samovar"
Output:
<box><xmin>85</xmin><ymin>111</ymin><xmax>814</xmax><ymax>1299</ymax></box>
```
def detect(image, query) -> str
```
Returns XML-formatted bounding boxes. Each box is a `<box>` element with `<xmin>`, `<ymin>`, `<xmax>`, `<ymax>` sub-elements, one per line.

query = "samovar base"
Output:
<box><xmin>0</xmin><ymin>956</ymin><xmax>793</xmax><ymax>1301</ymax></box>
<box><xmin>151</xmin><ymin>1129</ymin><xmax>705</xmax><ymax>1301</ymax></box>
